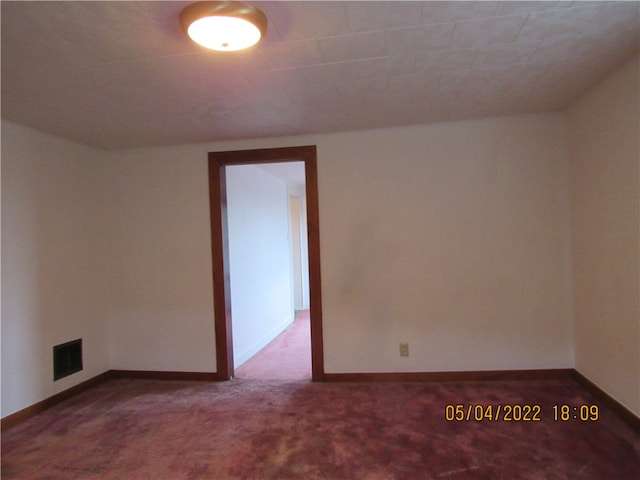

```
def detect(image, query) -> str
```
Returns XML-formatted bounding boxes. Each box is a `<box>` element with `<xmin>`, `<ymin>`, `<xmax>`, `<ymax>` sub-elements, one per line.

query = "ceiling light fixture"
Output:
<box><xmin>180</xmin><ymin>1</ymin><xmax>267</xmax><ymax>52</ymax></box>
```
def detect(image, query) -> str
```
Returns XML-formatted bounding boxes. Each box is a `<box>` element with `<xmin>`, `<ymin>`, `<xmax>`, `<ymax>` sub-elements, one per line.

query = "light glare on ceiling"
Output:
<box><xmin>180</xmin><ymin>1</ymin><xmax>267</xmax><ymax>52</ymax></box>
<box><xmin>188</xmin><ymin>16</ymin><xmax>261</xmax><ymax>51</ymax></box>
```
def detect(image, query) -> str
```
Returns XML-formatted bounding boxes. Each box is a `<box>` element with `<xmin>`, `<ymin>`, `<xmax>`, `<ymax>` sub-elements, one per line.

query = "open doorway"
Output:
<box><xmin>225</xmin><ymin>161</ymin><xmax>309</xmax><ymax>380</ymax></box>
<box><xmin>208</xmin><ymin>146</ymin><xmax>324</xmax><ymax>381</ymax></box>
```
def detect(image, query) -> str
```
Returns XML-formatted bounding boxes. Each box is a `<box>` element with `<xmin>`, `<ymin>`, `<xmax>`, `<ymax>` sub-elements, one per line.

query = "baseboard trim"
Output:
<box><xmin>323</xmin><ymin>368</ymin><xmax>575</xmax><ymax>383</ymax></box>
<box><xmin>1</xmin><ymin>371</ymin><xmax>113</xmax><ymax>431</ymax></box>
<box><xmin>110</xmin><ymin>370</ymin><xmax>217</xmax><ymax>381</ymax></box>
<box><xmin>572</xmin><ymin>370</ymin><xmax>640</xmax><ymax>433</ymax></box>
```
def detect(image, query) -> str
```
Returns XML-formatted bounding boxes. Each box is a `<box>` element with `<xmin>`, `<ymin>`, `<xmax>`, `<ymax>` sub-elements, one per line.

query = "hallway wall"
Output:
<box><xmin>226</xmin><ymin>165</ymin><xmax>295</xmax><ymax>367</ymax></box>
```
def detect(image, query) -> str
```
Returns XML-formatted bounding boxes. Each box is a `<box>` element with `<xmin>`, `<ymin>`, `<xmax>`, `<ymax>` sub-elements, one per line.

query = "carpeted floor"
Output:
<box><xmin>235</xmin><ymin>310</ymin><xmax>311</xmax><ymax>381</ymax></box>
<box><xmin>2</xmin><ymin>376</ymin><xmax>639</xmax><ymax>479</ymax></box>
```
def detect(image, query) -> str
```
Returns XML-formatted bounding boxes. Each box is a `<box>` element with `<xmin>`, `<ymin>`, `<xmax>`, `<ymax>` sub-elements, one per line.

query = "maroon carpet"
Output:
<box><xmin>2</xmin><ymin>375</ymin><xmax>638</xmax><ymax>479</ymax></box>
<box><xmin>235</xmin><ymin>310</ymin><xmax>311</xmax><ymax>381</ymax></box>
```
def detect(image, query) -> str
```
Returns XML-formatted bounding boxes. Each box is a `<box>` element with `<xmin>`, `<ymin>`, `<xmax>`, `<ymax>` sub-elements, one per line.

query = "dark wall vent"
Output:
<box><xmin>53</xmin><ymin>339</ymin><xmax>83</xmax><ymax>381</ymax></box>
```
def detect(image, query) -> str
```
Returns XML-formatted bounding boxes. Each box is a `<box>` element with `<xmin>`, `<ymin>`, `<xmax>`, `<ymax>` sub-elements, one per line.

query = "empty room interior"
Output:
<box><xmin>1</xmin><ymin>1</ymin><xmax>639</xmax><ymax>478</ymax></box>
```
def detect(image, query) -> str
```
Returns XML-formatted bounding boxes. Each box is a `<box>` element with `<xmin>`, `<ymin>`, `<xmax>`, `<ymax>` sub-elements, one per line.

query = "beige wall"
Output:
<box><xmin>101</xmin><ymin>113</ymin><xmax>573</xmax><ymax>375</ymax></box>
<box><xmin>566</xmin><ymin>56</ymin><xmax>640</xmax><ymax>416</ymax></box>
<box><xmin>105</xmin><ymin>149</ymin><xmax>216</xmax><ymax>372</ymax></box>
<box><xmin>1</xmin><ymin>121</ymin><xmax>111</xmax><ymax>417</ymax></box>
<box><xmin>317</xmin><ymin>115</ymin><xmax>573</xmax><ymax>372</ymax></box>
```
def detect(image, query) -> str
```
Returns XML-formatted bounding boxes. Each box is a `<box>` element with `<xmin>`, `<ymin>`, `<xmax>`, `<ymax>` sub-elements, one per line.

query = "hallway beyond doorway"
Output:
<box><xmin>235</xmin><ymin>310</ymin><xmax>311</xmax><ymax>381</ymax></box>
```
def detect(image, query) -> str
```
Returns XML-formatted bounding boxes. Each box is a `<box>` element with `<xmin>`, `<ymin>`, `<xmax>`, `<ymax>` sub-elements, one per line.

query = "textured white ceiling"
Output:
<box><xmin>1</xmin><ymin>1</ymin><xmax>638</xmax><ymax>149</ymax></box>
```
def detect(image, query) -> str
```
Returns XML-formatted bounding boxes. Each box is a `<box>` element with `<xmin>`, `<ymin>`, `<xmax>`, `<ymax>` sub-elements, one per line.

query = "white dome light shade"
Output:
<box><xmin>187</xmin><ymin>16</ymin><xmax>261</xmax><ymax>51</ymax></box>
<box><xmin>180</xmin><ymin>2</ymin><xmax>267</xmax><ymax>52</ymax></box>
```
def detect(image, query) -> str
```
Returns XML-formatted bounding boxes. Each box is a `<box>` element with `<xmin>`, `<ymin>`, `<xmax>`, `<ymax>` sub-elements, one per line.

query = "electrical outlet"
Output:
<box><xmin>399</xmin><ymin>342</ymin><xmax>409</xmax><ymax>357</ymax></box>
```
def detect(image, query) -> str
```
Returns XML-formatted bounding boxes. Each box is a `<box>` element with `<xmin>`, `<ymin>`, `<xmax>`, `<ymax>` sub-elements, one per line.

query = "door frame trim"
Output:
<box><xmin>208</xmin><ymin>145</ymin><xmax>324</xmax><ymax>381</ymax></box>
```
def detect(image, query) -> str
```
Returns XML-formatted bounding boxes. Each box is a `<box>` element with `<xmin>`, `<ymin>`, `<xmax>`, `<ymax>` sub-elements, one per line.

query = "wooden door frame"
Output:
<box><xmin>208</xmin><ymin>145</ymin><xmax>324</xmax><ymax>381</ymax></box>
